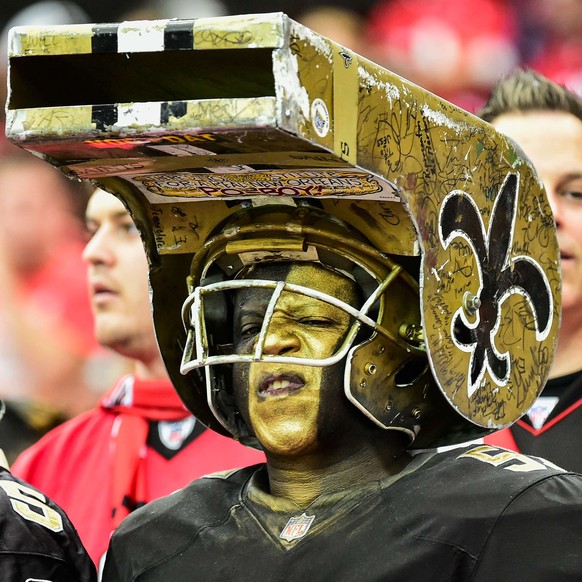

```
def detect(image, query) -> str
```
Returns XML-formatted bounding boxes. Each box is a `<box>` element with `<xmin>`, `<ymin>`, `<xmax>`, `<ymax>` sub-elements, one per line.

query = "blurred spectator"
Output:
<box><xmin>366</xmin><ymin>0</ymin><xmax>520</xmax><ymax>112</ymax></box>
<box><xmin>523</xmin><ymin>0</ymin><xmax>582</xmax><ymax>95</ymax></box>
<box><xmin>0</xmin><ymin>396</ymin><xmax>66</xmax><ymax>465</ymax></box>
<box><xmin>118</xmin><ymin>0</ymin><xmax>226</xmax><ymax>21</ymax></box>
<box><xmin>220</xmin><ymin>0</ymin><xmax>377</xmax><ymax>20</ymax></box>
<box><xmin>0</xmin><ymin>404</ymin><xmax>97</xmax><ymax>581</ymax></box>
<box><xmin>12</xmin><ymin>188</ymin><xmax>265</xmax><ymax>571</ymax></box>
<box><xmin>0</xmin><ymin>157</ymin><xmax>124</xmax><ymax>461</ymax></box>
<box><xmin>295</xmin><ymin>5</ymin><xmax>371</xmax><ymax>57</ymax></box>
<box><xmin>2</xmin><ymin>0</ymin><xmax>87</xmax><ymax>31</ymax></box>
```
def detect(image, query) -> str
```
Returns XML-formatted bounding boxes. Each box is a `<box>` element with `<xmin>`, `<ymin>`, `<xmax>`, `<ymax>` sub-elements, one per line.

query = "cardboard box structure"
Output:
<box><xmin>5</xmin><ymin>13</ymin><xmax>561</xmax><ymax>442</ymax></box>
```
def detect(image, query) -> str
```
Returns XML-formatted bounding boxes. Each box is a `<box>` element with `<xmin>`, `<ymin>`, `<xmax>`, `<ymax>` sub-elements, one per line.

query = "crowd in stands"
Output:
<box><xmin>0</xmin><ymin>2</ymin><xmax>579</xmax><ymax>579</ymax></box>
<box><xmin>0</xmin><ymin>0</ymin><xmax>579</xmax><ymax>453</ymax></box>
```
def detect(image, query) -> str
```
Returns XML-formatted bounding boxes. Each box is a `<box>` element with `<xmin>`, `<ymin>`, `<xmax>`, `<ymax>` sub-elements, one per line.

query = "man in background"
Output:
<box><xmin>0</xmin><ymin>156</ymin><xmax>121</xmax><ymax>461</ymax></box>
<box><xmin>479</xmin><ymin>69</ymin><xmax>582</xmax><ymax>471</ymax></box>
<box><xmin>12</xmin><ymin>188</ymin><xmax>264</xmax><ymax>571</ymax></box>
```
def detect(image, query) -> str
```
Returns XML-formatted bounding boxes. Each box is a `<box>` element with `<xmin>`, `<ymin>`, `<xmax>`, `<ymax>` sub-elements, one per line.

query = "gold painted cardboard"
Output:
<box><xmin>5</xmin><ymin>12</ymin><xmax>561</xmax><ymax>441</ymax></box>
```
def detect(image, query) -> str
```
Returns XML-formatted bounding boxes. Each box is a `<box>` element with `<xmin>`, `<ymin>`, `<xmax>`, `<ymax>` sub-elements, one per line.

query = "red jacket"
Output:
<box><xmin>12</xmin><ymin>376</ymin><xmax>265</xmax><ymax>567</ymax></box>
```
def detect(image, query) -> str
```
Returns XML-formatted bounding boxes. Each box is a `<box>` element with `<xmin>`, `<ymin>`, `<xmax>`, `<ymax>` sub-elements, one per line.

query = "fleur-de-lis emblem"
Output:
<box><xmin>339</xmin><ymin>50</ymin><xmax>353</xmax><ymax>68</ymax></box>
<box><xmin>439</xmin><ymin>173</ymin><xmax>553</xmax><ymax>397</ymax></box>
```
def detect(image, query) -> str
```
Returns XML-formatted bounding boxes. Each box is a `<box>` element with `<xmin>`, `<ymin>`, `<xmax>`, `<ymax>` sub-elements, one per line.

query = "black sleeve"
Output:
<box><xmin>0</xmin><ymin>471</ymin><xmax>97</xmax><ymax>582</ymax></box>
<box><xmin>473</xmin><ymin>473</ymin><xmax>582</xmax><ymax>581</ymax></box>
<box><xmin>101</xmin><ymin>539</ymin><xmax>126</xmax><ymax>582</ymax></box>
<box><xmin>0</xmin><ymin>554</ymin><xmax>96</xmax><ymax>582</ymax></box>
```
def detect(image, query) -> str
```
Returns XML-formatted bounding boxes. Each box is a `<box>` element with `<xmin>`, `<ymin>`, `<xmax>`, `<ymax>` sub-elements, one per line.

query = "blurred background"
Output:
<box><xmin>0</xmin><ymin>0</ymin><xmax>580</xmax><ymax>458</ymax></box>
<box><xmin>2</xmin><ymin>0</ymin><xmax>582</xmax><ymax>115</ymax></box>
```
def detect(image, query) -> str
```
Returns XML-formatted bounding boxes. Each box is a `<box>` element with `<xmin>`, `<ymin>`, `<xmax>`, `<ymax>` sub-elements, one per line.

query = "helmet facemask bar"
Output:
<box><xmin>180</xmin><ymin>266</ymin><xmax>407</xmax><ymax>372</ymax></box>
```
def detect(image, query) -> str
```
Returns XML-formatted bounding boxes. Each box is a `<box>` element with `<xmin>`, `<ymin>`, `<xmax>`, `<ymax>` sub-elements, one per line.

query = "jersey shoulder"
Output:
<box><xmin>391</xmin><ymin>445</ymin><xmax>582</xmax><ymax>567</ymax></box>
<box><xmin>424</xmin><ymin>443</ymin><xmax>574</xmax><ymax>494</ymax></box>
<box><xmin>434</xmin><ymin>443</ymin><xmax>567</xmax><ymax>474</ymax></box>
<box><xmin>15</xmin><ymin>406</ymin><xmax>109</xmax><ymax>456</ymax></box>
<box><xmin>0</xmin><ymin>467</ymin><xmax>75</xmax><ymax>551</ymax></box>
<box><xmin>413</xmin><ymin>444</ymin><xmax>582</xmax><ymax>525</ymax></box>
<box><xmin>107</xmin><ymin>464</ymin><xmax>262</xmax><ymax>573</ymax></box>
<box><xmin>0</xmin><ymin>467</ymin><xmax>96</xmax><ymax>581</ymax></box>
<box><xmin>115</xmin><ymin>463</ymin><xmax>261</xmax><ymax>534</ymax></box>
<box><xmin>426</xmin><ymin>445</ymin><xmax>582</xmax><ymax>578</ymax></box>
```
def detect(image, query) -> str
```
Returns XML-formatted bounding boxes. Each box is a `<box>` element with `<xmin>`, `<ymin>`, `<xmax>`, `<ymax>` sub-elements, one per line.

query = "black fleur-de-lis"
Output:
<box><xmin>339</xmin><ymin>50</ymin><xmax>353</xmax><ymax>68</ymax></box>
<box><xmin>439</xmin><ymin>173</ymin><xmax>553</xmax><ymax>396</ymax></box>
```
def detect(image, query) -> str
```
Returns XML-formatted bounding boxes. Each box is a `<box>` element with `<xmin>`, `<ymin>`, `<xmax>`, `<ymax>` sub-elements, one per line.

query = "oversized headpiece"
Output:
<box><xmin>5</xmin><ymin>13</ymin><xmax>560</xmax><ymax>448</ymax></box>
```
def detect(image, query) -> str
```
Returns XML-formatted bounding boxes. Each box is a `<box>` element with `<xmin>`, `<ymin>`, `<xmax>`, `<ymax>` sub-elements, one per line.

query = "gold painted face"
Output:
<box><xmin>232</xmin><ymin>262</ymin><xmax>359</xmax><ymax>456</ymax></box>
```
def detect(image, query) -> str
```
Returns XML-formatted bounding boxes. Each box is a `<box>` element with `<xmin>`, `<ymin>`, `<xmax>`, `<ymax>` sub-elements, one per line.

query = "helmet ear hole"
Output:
<box><xmin>394</xmin><ymin>359</ymin><xmax>428</xmax><ymax>388</ymax></box>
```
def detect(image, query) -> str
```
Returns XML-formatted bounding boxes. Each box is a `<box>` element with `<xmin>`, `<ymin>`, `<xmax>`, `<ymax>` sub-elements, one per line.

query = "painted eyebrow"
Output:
<box><xmin>237</xmin><ymin>303</ymin><xmax>340</xmax><ymax>321</ymax></box>
<box><xmin>236</xmin><ymin>308</ymin><xmax>266</xmax><ymax>319</ymax></box>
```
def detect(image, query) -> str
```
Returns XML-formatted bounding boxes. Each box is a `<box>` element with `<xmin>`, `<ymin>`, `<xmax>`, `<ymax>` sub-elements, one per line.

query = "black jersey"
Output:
<box><xmin>0</xmin><ymin>465</ymin><xmax>96</xmax><ymax>582</ymax></box>
<box><xmin>103</xmin><ymin>444</ymin><xmax>582</xmax><ymax>581</ymax></box>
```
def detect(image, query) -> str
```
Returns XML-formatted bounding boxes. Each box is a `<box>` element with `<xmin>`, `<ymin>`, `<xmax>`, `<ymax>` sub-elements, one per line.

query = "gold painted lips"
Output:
<box><xmin>258</xmin><ymin>375</ymin><xmax>305</xmax><ymax>399</ymax></box>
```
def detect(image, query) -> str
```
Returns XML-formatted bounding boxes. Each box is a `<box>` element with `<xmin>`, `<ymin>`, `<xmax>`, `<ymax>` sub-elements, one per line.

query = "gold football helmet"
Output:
<box><xmin>177</xmin><ymin>199</ymin><xmax>501</xmax><ymax>448</ymax></box>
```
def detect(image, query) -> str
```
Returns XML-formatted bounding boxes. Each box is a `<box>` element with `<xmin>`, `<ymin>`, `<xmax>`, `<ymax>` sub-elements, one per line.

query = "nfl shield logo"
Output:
<box><xmin>527</xmin><ymin>396</ymin><xmax>559</xmax><ymax>430</ymax></box>
<box><xmin>280</xmin><ymin>513</ymin><xmax>315</xmax><ymax>542</ymax></box>
<box><xmin>159</xmin><ymin>417</ymin><xmax>196</xmax><ymax>450</ymax></box>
